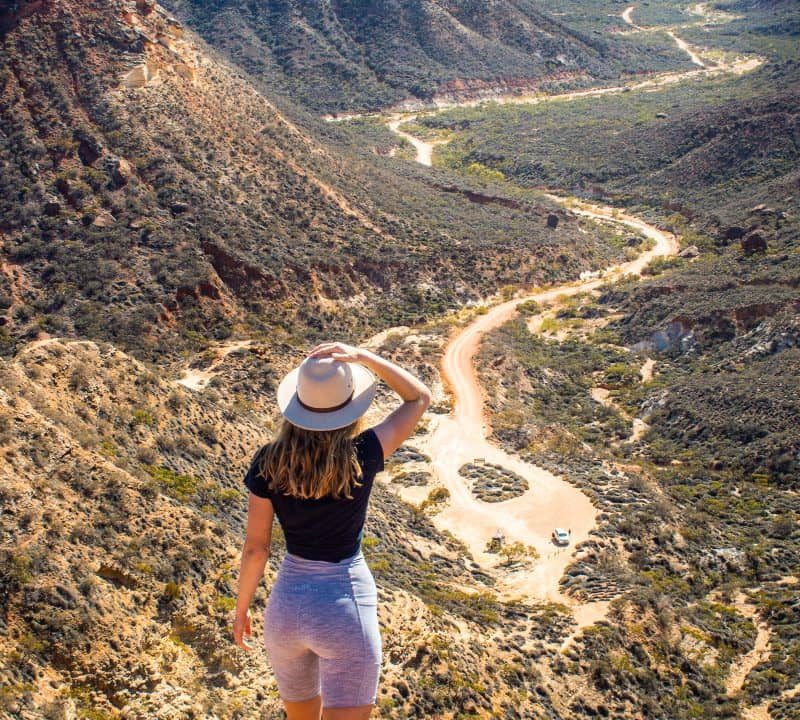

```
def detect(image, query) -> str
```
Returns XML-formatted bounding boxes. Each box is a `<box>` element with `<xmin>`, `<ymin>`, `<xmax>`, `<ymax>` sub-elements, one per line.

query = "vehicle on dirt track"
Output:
<box><xmin>552</xmin><ymin>528</ymin><xmax>571</xmax><ymax>546</ymax></box>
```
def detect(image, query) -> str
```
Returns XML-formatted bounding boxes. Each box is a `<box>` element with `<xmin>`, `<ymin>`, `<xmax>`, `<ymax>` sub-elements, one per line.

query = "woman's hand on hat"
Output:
<box><xmin>308</xmin><ymin>341</ymin><xmax>364</xmax><ymax>363</ymax></box>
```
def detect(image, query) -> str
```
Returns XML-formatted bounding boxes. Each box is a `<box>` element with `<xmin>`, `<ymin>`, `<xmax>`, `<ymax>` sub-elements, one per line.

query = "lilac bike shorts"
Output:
<box><xmin>263</xmin><ymin>549</ymin><xmax>381</xmax><ymax>707</ymax></box>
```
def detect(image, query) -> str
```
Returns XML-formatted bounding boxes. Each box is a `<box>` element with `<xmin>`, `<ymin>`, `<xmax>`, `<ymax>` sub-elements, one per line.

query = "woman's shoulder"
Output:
<box><xmin>249</xmin><ymin>442</ymin><xmax>270</xmax><ymax>471</ymax></box>
<box><xmin>353</xmin><ymin>426</ymin><xmax>380</xmax><ymax>451</ymax></box>
<box><xmin>243</xmin><ymin>443</ymin><xmax>273</xmax><ymax>499</ymax></box>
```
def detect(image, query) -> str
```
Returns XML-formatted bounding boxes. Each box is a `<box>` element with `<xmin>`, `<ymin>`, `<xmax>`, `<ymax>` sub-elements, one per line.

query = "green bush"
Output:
<box><xmin>145</xmin><ymin>465</ymin><xmax>198</xmax><ymax>499</ymax></box>
<box><xmin>642</xmin><ymin>256</ymin><xmax>684</xmax><ymax>276</ymax></box>
<box><xmin>163</xmin><ymin>581</ymin><xmax>181</xmax><ymax>600</ymax></box>
<box><xmin>131</xmin><ymin>409</ymin><xmax>156</xmax><ymax>426</ymax></box>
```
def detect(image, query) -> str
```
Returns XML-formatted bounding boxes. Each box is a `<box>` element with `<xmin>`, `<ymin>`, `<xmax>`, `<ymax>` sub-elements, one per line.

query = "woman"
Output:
<box><xmin>233</xmin><ymin>341</ymin><xmax>432</xmax><ymax>720</ymax></box>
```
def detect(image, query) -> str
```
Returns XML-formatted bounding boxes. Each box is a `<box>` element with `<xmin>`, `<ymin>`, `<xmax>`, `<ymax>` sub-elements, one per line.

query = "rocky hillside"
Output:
<box><xmin>1</xmin><ymin>337</ymin><xmax>591</xmax><ymax>719</ymax></box>
<box><xmin>0</xmin><ymin>2</ymin><xmax>645</xmax><ymax>717</ymax></box>
<box><xmin>0</xmin><ymin>0</ymin><xmax>625</xmax><ymax>364</ymax></box>
<box><xmin>161</xmin><ymin>0</ymin><xmax>689</xmax><ymax>113</ymax></box>
<box><xmin>473</xmin><ymin>247</ymin><xmax>800</xmax><ymax>718</ymax></box>
<box><xmin>418</xmin><ymin>61</ymin><xmax>800</xmax><ymax>228</ymax></box>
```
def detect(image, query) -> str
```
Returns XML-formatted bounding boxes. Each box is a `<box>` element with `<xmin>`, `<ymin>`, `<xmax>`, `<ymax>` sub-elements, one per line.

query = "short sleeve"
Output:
<box><xmin>356</xmin><ymin>428</ymin><xmax>385</xmax><ymax>477</ymax></box>
<box><xmin>243</xmin><ymin>448</ymin><xmax>272</xmax><ymax>499</ymax></box>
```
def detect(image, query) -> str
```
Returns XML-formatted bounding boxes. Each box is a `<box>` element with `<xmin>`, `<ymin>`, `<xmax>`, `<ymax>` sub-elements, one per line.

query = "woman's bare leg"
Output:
<box><xmin>322</xmin><ymin>705</ymin><xmax>373</xmax><ymax>720</ymax></box>
<box><xmin>283</xmin><ymin>695</ymin><xmax>322</xmax><ymax>720</ymax></box>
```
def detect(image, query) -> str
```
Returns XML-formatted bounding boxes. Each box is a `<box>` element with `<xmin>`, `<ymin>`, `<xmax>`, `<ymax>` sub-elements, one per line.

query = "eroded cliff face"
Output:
<box><xmin>0</xmin><ymin>0</ymin><xmax>397</xmax><ymax>358</ymax></box>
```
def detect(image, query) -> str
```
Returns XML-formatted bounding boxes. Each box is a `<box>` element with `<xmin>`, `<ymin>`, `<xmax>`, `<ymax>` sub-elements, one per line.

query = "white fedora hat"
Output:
<box><xmin>277</xmin><ymin>356</ymin><xmax>376</xmax><ymax>431</ymax></box>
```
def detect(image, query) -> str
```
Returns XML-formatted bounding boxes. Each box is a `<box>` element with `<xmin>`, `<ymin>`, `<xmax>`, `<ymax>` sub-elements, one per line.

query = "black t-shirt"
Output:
<box><xmin>243</xmin><ymin>428</ymin><xmax>385</xmax><ymax>562</ymax></box>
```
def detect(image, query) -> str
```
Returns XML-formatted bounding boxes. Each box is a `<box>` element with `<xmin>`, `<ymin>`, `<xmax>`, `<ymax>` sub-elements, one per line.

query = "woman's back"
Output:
<box><xmin>244</xmin><ymin>427</ymin><xmax>385</xmax><ymax>562</ymax></box>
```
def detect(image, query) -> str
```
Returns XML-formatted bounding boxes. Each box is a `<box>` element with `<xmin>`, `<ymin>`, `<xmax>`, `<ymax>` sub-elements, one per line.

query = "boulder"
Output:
<box><xmin>626</xmin><ymin>236</ymin><xmax>643</xmax><ymax>247</ymax></box>
<box><xmin>135</xmin><ymin>0</ymin><xmax>155</xmax><ymax>14</ymax></box>
<box><xmin>176</xmin><ymin>280</ymin><xmax>221</xmax><ymax>302</ymax></box>
<box><xmin>92</xmin><ymin>211</ymin><xmax>116</xmax><ymax>228</ymax></box>
<box><xmin>157</xmin><ymin>33</ymin><xmax>177</xmax><ymax>51</ymax></box>
<box><xmin>741</xmin><ymin>232</ymin><xmax>767</xmax><ymax>255</ymax></box>
<box><xmin>749</xmin><ymin>204</ymin><xmax>776</xmax><ymax>215</ymax></box>
<box><xmin>165</xmin><ymin>17</ymin><xmax>185</xmax><ymax>38</ymax></box>
<box><xmin>121</xmin><ymin>61</ymin><xmax>160</xmax><ymax>88</ymax></box>
<box><xmin>170</xmin><ymin>201</ymin><xmax>190</xmax><ymax>214</ymax></box>
<box><xmin>106</xmin><ymin>25</ymin><xmax>146</xmax><ymax>52</ymax></box>
<box><xmin>122</xmin><ymin>64</ymin><xmax>148</xmax><ymax>88</ymax></box>
<box><xmin>105</xmin><ymin>156</ymin><xmax>133</xmax><ymax>188</ymax></box>
<box><xmin>43</xmin><ymin>199</ymin><xmax>61</xmax><ymax>216</ymax></box>
<box><xmin>77</xmin><ymin>132</ymin><xmax>103</xmax><ymax>166</ymax></box>
<box><xmin>679</xmin><ymin>245</ymin><xmax>699</xmax><ymax>259</ymax></box>
<box><xmin>718</xmin><ymin>226</ymin><xmax>745</xmax><ymax>245</ymax></box>
<box><xmin>547</xmin><ymin>213</ymin><xmax>559</xmax><ymax>229</ymax></box>
<box><xmin>55</xmin><ymin>177</ymin><xmax>86</xmax><ymax>207</ymax></box>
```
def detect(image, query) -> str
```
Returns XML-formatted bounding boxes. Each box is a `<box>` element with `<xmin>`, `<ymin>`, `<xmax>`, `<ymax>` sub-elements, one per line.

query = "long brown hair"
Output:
<box><xmin>256</xmin><ymin>417</ymin><xmax>364</xmax><ymax>500</ymax></box>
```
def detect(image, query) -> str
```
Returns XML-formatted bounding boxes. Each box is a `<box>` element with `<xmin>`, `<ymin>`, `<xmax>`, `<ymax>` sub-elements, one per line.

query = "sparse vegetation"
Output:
<box><xmin>145</xmin><ymin>465</ymin><xmax>199</xmax><ymax>500</ymax></box>
<box><xmin>418</xmin><ymin>486</ymin><xmax>450</xmax><ymax>514</ymax></box>
<box><xmin>1</xmin><ymin>0</ymin><xmax>797</xmax><ymax>718</ymax></box>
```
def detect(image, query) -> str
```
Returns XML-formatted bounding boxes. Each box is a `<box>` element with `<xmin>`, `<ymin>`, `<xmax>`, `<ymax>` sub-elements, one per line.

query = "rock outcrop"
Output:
<box><xmin>741</xmin><ymin>232</ymin><xmax>767</xmax><ymax>255</ymax></box>
<box><xmin>122</xmin><ymin>60</ymin><xmax>161</xmax><ymax>88</ymax></box>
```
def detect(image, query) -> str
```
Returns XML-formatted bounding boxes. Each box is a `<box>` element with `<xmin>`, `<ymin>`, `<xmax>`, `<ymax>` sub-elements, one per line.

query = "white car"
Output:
<box><xmin>552</xmin><ymin>528</ymin><xmax>571</xmax><ymax>546</ymax></box>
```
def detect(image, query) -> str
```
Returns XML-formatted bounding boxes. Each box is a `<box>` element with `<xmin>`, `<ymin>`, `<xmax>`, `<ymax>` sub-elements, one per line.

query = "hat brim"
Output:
<box><xmin>276</xmin><ymin>362</ymin><xmax>377</xmax><ymax>431</ymax></box>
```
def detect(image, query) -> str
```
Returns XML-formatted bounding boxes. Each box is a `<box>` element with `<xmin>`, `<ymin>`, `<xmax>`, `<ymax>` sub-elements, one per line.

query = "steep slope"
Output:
<box><xmin>0</xmin><ymin>0</ymin><xmax>394</xmax><ymax>359</ymax></box>
<box><xmin>162</xmin><ymin>0</ymin><xmax>689</xmax><ymax>113</ymax></box>
<box><xmin>0</xmin><ymin>339</ymin><xmax>576</xmax><ymax>719</ymax></box>
<box><xmin>0</xmin><ymin>0</ymin><xmax>625</xmax><ymax>362</ymax></box>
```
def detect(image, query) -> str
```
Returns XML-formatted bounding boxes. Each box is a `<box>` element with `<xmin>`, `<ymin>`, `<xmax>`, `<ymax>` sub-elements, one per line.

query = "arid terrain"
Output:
<box><xmin>1</xmin><ymin>0</ymin><xmax>798</xmax><ymax>718</ymax></box>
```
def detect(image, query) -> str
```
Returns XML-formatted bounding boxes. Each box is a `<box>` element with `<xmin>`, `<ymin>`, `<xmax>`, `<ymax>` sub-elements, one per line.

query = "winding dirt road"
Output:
<box><xmin>591</xmin><ymin>358</ymin><xmax>656</xmax><ymax>443</ymax></box>
<box><xmin>335</xmin><ymin>71</ymin><xmax>682</xmax><ymax>615</ymax></box>
<box><xmin>378</xmin><ymin>50</ymin><xmax>758</xmax><ymax>167</ymax></box>
<box><xmin>376</xmin><ymin>78</ymin><xmax>681</xmax><ymax>621</ymax></box>
<box><xmin>621</xmin><ymin>5</ymin><xmax>641</xmax><ymax>30</ymax></box>
<box><xmin>668</xmin><ymin>30</ymin><xmax>707</xmax><ymax>67</ymax></box>
<box><xmin>387</xmin><ymin>115</ymin><xmax>444</xmax><ymax>168</ymax></box>
<box><xmin>726</xmin><ymin>592</ymin><xmax>772</xmax><ymax>698</ymax></box>
<box><xmin>623</xmin><ymin>4</ymin><xmax>718</xmax><ymax>68</ymax></box>
<box><xmin>407</xmin><ymin>193</ymin><xmax>677</xmax><ymax>609</ymax></box>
